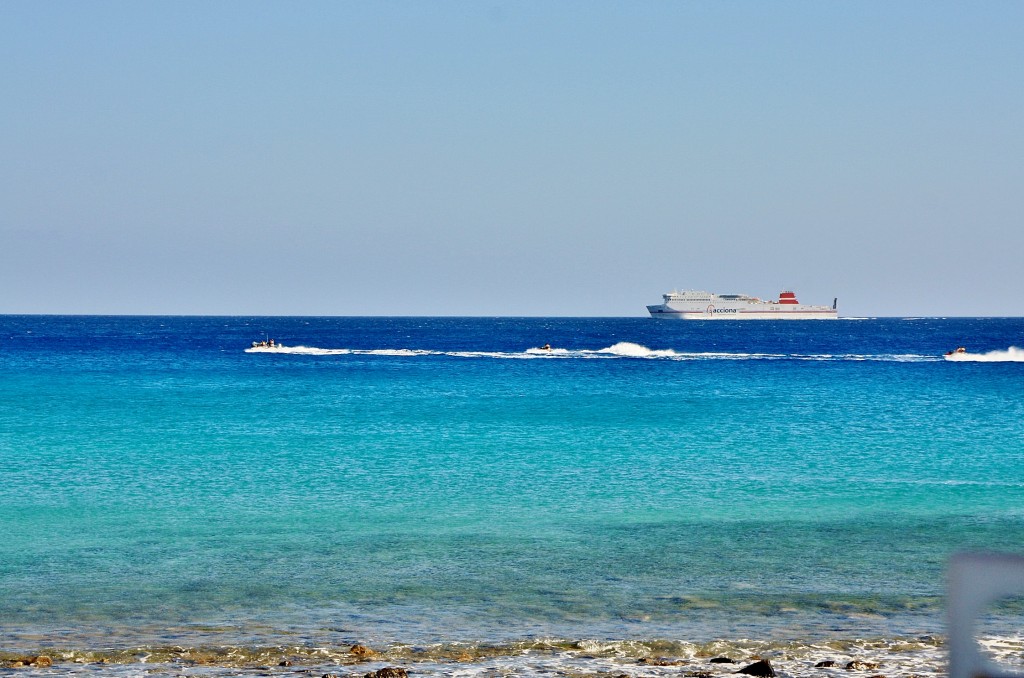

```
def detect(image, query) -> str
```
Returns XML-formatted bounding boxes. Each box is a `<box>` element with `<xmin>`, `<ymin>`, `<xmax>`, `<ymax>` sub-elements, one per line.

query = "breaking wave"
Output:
<box><xmin>943</xmin><ymin>346</ymin><xmax>1024</xmax><ymax>362</ymax></box>
<box><xmin>246</xmin><ymin>343</ymin><xmax>941</xmax><ymax>362</ymax></box>
<box><xmin>597</xmin><ymin>341</ymin><xmax>680</xmax><ymax>358</ymax></box>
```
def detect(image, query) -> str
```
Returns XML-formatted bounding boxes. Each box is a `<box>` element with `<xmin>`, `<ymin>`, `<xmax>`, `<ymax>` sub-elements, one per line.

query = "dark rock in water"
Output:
<box><xmin>711</xmin><ymin>657</ymin><xmax>737</xmax><ymax>664</ymax></box>
<box><xmin>639</xmin><ymin>657</ymin><xmax>683</xmax><ymax>666</ymax></box>
<box><xmin>366</xmin><ymin>668</ymin><xmax>408</xmax><ymax>678</ymax></box>
<box><xmin>738</xmin><ymin>659</ymin><xmax>776</xmax><ymax>677</ymax></box>
<box><xmin>279</xmin><ymin>659</ymin><xmax>293</xmax><ymax>666</ymax></box>
<box><xmin>686</xmin><ymin>671</ymin><xmax>713</xmax><ymax>678</ymax></box>
<box><xmin>322</xmin><ymin>674</ymin><xmax>339</xmax><ymax>678</ymax></box>
<box><xmin>846</xmin><ymin>661</ymin><xmax>880</xmax><ymax>671</ymax></box>
<box><xmin>816</xmin><ymin>661</ymin><xmax>837</xmax><ymax>668</ymax></box>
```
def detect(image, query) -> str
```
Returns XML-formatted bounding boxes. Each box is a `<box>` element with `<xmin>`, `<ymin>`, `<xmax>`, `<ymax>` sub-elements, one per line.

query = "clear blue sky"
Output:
<box><xmin>2</xmin><ymin>1</ymin><xmax>1021</xmax><ymax>316</ymax></box>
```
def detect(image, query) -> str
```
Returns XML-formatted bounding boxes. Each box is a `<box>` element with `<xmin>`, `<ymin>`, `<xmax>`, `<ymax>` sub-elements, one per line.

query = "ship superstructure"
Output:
<box><xmin>647</xmin><ymin>289</ymin><xmax>838</xmax><ymax>320</ymax></box>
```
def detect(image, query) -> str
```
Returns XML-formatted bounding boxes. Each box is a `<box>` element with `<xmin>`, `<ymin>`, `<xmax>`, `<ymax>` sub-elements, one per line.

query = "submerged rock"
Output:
<box><xmin>816</xmin><ymin>660</ymin><xmax>837</xmax><ymax>668</ymax></box>
<box><xmin>5</xmin><ymin>656</ymin><xmax>53</xmax><ymax>668</ymax></box>
<box><xmin>350</xmin><ymin>644</ymin><xmax>377</xmax><ymax>658</ymax></box>
<box><xmin>711</xmin><ymin>657</ymin><xmax>737</xmax><ymax>664</ymax></box>
<box><xmin>738</xmin><ymin>659</ymin><xmax>776</xmax><ymax>677</ymax></box>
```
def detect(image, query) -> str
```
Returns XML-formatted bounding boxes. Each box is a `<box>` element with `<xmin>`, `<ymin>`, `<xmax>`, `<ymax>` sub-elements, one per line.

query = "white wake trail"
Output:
<box><xmin>944</xmin><ymin>346</ymin><xmax>1024</xmax><ymax>362</ymax></box>
<box><xmin>246</xmin><ymin>343</ymin><xmax>942</xmax><ymax>362</ymax></box>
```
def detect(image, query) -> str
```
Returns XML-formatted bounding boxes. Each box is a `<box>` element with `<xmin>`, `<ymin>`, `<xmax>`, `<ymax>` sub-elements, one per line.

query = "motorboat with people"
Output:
<box><xmin>251</xmin><ymin>338</ymin><xmax>277</xmax><ymax>348</ymax></box>
<box><xmin>945</xmin><ymin>346</ymin><xmax>967</xmax><ymax>356</ymax></box>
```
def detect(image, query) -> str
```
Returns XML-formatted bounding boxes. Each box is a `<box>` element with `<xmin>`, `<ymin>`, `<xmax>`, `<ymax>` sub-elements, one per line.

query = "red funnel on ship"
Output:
<box><xmin>778</xmin><ymin>291</ymin><xmax>799</xmax><ymax>304</ymax></box>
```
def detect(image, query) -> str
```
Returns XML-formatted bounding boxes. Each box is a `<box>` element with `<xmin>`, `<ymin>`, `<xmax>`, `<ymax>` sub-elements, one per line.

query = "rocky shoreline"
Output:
<box><xmin>0</xmin><ymin>637</ymin><xmax>955</xmax><ymax>678</ymax></box>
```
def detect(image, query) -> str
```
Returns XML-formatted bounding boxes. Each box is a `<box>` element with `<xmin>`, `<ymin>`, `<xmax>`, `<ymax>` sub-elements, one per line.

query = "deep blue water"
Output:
<box><xmin>1</xmin><ymin>316</ymin><xmax>1023</xmax><ymax>651</ymax></box>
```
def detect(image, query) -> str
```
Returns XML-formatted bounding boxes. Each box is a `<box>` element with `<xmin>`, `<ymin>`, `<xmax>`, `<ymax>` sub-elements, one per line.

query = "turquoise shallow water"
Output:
<box><xmin>1</xmin><ymin>316</ymin><xmax>1023</xmax><ymax>662</ymax></box>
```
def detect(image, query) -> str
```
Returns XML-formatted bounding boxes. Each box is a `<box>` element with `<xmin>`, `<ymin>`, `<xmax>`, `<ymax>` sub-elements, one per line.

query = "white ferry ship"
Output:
<box><xmin>647</xmin><ymin>289</ymin><xmax>838</xmax><ymax>320</ymax></box>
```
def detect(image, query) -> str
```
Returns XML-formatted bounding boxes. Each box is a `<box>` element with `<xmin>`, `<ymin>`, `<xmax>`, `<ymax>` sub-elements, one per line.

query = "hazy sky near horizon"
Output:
<box><xmin>2</xmin><ymin>2</ymin><xmax>1021</xmax><ymax>316</ymax></box>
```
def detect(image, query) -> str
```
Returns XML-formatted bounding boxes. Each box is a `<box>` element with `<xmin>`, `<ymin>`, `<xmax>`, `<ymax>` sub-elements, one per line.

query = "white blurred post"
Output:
<box><xmin>948</xmin><ymin>552</ymin><xmax>1024</xmax><ymax>678</ymax></box>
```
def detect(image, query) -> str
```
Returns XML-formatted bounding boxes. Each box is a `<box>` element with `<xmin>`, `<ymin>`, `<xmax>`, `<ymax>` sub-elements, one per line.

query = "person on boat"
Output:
<box><xmin>541</xmin><ymin>343</ymin><xmax>551</xmax><ymax>351</ymax></box>
<box><xmin>268</xmin><ymin>338</ymin><xmax>275</xmax><ymax>347</ymax></box>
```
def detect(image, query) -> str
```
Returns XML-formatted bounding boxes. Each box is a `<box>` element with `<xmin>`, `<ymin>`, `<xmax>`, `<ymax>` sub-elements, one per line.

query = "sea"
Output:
<box><xmin>2</xmin><ymin>315</ymin><xmax>1023</xmax><ymax>678</ymax></box>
